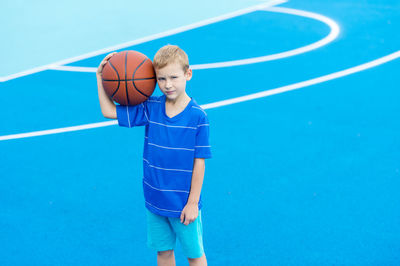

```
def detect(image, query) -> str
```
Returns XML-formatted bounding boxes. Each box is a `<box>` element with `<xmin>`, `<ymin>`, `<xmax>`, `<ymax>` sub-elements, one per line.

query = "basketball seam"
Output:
<box><xmin>132</xmin><ymin>58</ymin><xmax>152</xmax><ymax>98</ymax></box>
<box><xmin>106</xmin><ymin>61</ymin><xmax>121</xmax><ymax>99</ymax></box>
<box><xmin>125</xmin><ymin>51</ymin><xmax>130</xmax><ymax>105</ymax></box>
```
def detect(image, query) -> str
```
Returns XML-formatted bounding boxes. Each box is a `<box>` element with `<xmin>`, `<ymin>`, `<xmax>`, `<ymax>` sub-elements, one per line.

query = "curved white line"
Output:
<box><xmin>49</xmin><ymin>6</ymin><xmax>340</xmax><ymax>73</ymax></box>
<box><xmin>1</xmin><ymin>50</ymin><xmax>399</xmax><ymax>141</ymax></box>
<box><xmin>191</xmin><ymin>7</ymin><xmax>340</xmax><ymax>69</ymax></box>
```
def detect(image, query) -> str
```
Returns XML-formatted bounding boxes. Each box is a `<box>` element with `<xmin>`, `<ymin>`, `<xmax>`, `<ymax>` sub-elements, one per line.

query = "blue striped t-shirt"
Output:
<box><xmin>116</xmin><ymin>94</ymin><xmax>212</xmax><ymax>217</ymax></box>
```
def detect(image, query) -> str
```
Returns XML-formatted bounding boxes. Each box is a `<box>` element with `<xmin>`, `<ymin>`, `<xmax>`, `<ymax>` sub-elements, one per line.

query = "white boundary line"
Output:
<box><xmin>48</xmin><ymin>6</ymin><xmax>339</xmax><ymax>73</ymax></box>
<box><xmin>50</xmin><ymin>65</ymin><xmax>98</xmax><ymax>73</ymax></box>
<box><xmin>0</xmin><ymin>0</ymin><xmax>286</xmax><ymax>82</ymax></box>
<box><xmin>0</xmin><ymin>121</ymin><xmax>118</xmax><ymax>141</ymax></box>
<box><xmin>1</xmin><ymin>50</ymin><xmax>400</xmax><ymax>141</ymax></box>
<box><xmin>192</xmin><ymin>6</ymin><xmax>340</xmax><ymax>69</ymax></box>
<box><xmin>201</xmin><ymin>50</ymin><xmax>400</xmax><ymax>109</ymax></box>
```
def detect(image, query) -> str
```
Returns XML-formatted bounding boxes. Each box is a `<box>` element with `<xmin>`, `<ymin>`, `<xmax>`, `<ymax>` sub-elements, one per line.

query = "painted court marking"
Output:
<box><xmin>192</xmin><ymin>6</ymin><xmax>340</xmax><ymax>70</ymax></box>
<box><xmin>1</xmin><ymin>50</ymin><xmax>399</xmax><ymax>141</ymax></box>
<box><xmin>0</xmin><ymin>0</ymin><xmax>286</xmax><ymax>82</ymax></box>
<box><xmin>49</xmin><ymin>6</ymin><xmax>339</xmax><ymax>72</ymax></box>
<box><xmin>1</xmin><ymin>1</ymin><xmax>397</xmax><ymax>142</ymax></box>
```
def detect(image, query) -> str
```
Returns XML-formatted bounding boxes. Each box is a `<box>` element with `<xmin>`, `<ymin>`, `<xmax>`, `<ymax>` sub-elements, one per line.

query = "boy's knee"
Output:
<box><xmin>158</xmin><ymin>249</ymin><xmax>174</xmax><ymax>258</ymax></box>
<box><xmin>188</xmin><ymin>253</ymin><xmax>207</xmax><ymax>265</ymax></box>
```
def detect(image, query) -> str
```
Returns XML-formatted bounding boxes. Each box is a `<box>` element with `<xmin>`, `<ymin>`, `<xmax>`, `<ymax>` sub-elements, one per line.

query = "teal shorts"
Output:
<box><xmin>145</xmin><ymin>208</ymin><xmax>204</xmax><ymax>259</ymax></box>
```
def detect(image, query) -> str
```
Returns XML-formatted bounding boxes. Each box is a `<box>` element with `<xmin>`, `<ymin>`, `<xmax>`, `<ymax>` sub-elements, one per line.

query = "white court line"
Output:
<box><xmin>49</xmin><ymin>6</ymin><xmax>340</xmax><ymax>73</ymax></box>
<box><xmin>50</xmin><ymin>66</ymin><xmax>98</xmax><ymax>73</ymax></box>
<box><xmin>192</xmin><ymin>6</ymin><xmax>340</xmax><ymax>69</ymax></box>
<box><xmin>0</xmin><ymin>121</ymin><xmax>118</xmax><ymax>141</ymax></box>
<box><xmin>201</xmin><ymin>50</ymin><xmax>400</xmax><ymax>109</ymax></box>
<box><xmin>1</xmin><ymin>50</ymin><xmax>399</xmax><ymax>141</ymax></box>
<box><xmin>0</xmin><ymin>0</ymin><xmax>286</xmax><ymax>82</ymax></box>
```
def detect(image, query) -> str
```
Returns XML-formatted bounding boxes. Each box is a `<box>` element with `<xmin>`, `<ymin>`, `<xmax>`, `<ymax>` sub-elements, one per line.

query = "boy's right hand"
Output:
<box><xmin>96</xmin><ymin>52</ymin><xmax>117</xmax><ymax>77</ymax></box>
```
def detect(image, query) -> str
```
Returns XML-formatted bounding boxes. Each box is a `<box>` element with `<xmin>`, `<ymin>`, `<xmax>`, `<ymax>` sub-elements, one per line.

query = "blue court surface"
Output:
<box><xmin>1</xmin><ymin>0</ymin><xmax>400</xmax><ymax>265</ymax></box>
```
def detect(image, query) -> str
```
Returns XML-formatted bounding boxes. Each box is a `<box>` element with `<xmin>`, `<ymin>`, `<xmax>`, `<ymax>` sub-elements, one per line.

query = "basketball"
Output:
<box><xmin>101</xmin><ymin>50</ymin><xmax>156</xmax><ymax>106</ymax></box>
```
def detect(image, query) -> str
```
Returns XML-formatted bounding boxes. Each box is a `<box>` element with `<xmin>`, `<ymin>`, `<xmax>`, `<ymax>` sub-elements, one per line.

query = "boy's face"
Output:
<box><xmin>155</xmin><ymin>62</ymin><xmax>192</xmax><ymax>103</ymax></box>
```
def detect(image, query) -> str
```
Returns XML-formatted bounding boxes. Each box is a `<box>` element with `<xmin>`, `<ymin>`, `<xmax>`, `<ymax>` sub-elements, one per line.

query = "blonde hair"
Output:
<box><xmin>153</xmin><ymin>44</ymin><xmax>189</xmax><ymax>72</ymax></box>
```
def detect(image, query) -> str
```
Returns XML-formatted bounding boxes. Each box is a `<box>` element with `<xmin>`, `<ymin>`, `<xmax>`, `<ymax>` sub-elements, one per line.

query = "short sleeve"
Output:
<box><xmin>116</xmin><ymin>101</ymin><xmax>149</xmax><ymax>128</ymax></box>
<box><xmin>195</xmin><ymin>113</ymin><xmax>212</xmax><ymax>159</ymax></box>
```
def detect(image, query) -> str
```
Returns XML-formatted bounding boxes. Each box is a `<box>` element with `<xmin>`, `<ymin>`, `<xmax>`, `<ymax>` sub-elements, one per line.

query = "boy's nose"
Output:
<box><xmin>165</xmin><ymin>79</ymin><xmax>172</xmax><ymax>88</ymax></box>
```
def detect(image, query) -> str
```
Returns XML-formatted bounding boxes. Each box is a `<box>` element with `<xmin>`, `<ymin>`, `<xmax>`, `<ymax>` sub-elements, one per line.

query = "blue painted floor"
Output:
<box><xmin>1</xmin><ymin>0</ymin><xmax>399</xmax><ymax>265</ymax></box>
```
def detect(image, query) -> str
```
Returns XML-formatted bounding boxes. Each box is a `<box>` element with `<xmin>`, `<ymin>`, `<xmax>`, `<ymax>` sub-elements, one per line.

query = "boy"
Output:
<box><xmin>96</xmin><ymin>45</ymin><xmax>211</xmax><ymax>266</ymax></box>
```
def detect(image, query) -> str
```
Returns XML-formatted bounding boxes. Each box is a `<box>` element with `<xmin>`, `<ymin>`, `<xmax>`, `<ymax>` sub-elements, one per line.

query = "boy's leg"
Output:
<box><xmin>146</xmin><ymin>209</ymin><xmax>176</xmax><ymax>263</ymax></box>
<box><xmin>188</xmin><ymin>253</ymin><xmax>207</xmax><ymax>266</ymax></box>
<box><xmin>169</xmin><ymin>210</ymin><xmax>205</xmax><ymax>260</ymax></box>
<box><xmin>157</xmin><ymin>250</ymin><xmax>176</xmax><ymax>266</ymax></box>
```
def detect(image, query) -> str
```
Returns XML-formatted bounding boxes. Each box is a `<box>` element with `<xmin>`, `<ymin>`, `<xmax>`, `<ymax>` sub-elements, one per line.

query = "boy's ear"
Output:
<box><xmin>185</xmin><ymin>68</ymin><xmax>193</xmax><ymax>81</ymax></box>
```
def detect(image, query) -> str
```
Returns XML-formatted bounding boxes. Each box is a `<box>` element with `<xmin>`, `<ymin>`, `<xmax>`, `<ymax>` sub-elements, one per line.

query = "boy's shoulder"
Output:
<box><xmin>190</xmin><ymin>99</ymin><xmax>206</xmax><ymax>115</ymax></box>
<box><xmin>190</xmin><ymin>98</ymin><xmax>209</xmax><ymax>122</ymax></box>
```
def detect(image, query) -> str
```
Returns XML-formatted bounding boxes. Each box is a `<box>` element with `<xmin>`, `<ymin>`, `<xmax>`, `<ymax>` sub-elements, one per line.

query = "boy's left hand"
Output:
<box><xmin>180</xmin><ymin>203</ymin><xmax>198</xmax><ymax>225</ymax></box>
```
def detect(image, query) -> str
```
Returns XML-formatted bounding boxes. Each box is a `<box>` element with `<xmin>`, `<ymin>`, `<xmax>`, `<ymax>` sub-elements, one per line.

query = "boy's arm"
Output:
<box><xmin>96</xmin><ymin>52</ymin><xmax>117</xmax><ymax>119</ymax></box>
<box><xmin>188</xmin><ymin>158</ymin><xmax>205</xmax><ymax>205</ymax></box>
<box><xmin>181</xmin><ymin>158</ymin><xmax>205</xmax><ymax>225</ymax></box>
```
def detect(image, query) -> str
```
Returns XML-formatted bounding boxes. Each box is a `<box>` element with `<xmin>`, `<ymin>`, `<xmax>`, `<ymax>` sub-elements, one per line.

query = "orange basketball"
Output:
<box><xmin>101</xmin><ymin>50</ymin><xmax>156</xmax><ymax>106</ymax></box>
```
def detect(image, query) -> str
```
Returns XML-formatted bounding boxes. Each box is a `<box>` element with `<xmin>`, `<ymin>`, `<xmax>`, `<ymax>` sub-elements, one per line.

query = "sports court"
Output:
<box><xmin>1</xmin><ymin>0</ymin><xmax>400</xmax><ymax>265</ymax></box>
